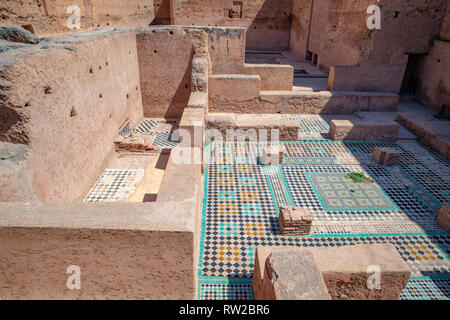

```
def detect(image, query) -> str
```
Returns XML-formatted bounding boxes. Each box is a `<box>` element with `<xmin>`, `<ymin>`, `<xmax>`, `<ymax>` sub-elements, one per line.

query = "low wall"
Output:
<box><xmin>243</xmin><ymin>64</ymin><xmax>293</xmax><ymax>91</ymax></box>
<box><xmin>0</xmin><ymin>29</ymin><xmax>144</xmax><ymax>202</ymax></box>
<box><xmin>209</xmin><ymin>74</ymin><xmax>260</xmax><ymax>103</ymax></box>
<box><xmin>209</xmin><ymin>90</ymin><xmax>399</xmax><ymax>114</ymax></box>
<box><xmin>253</xmin><ymin>245</ymin><xmax>411</xmax><ymax>300</ymax></box>
<box><xmin>169</xmin><ymin>0</ymin><xmax>293</xmax><ymax>51</ymax></box>
<box><xmin>0</xmin><ymin>202</ymin><xmax>196</xmax><ymax>299</ymax></box>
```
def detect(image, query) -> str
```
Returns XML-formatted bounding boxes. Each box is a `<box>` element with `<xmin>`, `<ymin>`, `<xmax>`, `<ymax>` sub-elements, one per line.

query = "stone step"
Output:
<box><xmin>209</xmin><ymin>88</ymin><xmax>399</xmax><ymax>114</ymax></box>
<box><xmin>396</xmin><ymin>108</ymin><xmax>450</xmax><ymax>161</ymax></box>
<box><xmin>205</xmin><ymin>113</ymin><xmax>301</xmax><ymax>141</ymax></box>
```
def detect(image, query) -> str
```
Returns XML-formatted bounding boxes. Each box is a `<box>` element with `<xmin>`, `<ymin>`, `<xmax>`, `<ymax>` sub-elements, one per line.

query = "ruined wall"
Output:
<box><xmin>0</xmin><ymin>202</ymin><xmax>197</xmax><ymax>299</ymax></box>
<box><xmin>415</xmin><ymin>3</ymin><xmax>450</xmax><ymax>115</ymax></box>
<box><xmin>313</xmin><ymin>0</ymin><xmax>448</xmax><ymax>93</ymax></box>
<box><xmin>170</xmin><ymin>0</ymin><xmax>293</xmax><ymax>51</ymax></box>
<box><xmin>0</xmin><ymin>29</ymin><xmax>143</xmax><ymax>202</ymax></box>
<box><xmin>0</xmin><ymin>0</ymin><xmax>155</xmax><ymax>36</ymax></box>
<box><xmin>136</xmin><ymin>27</ymin><xmax>196</xmax><ymax>118</ymax></box>
<box><xmin>137</xmin><ymin>26</ymin><xmax>244</xmax><ymax>118</ymax></box>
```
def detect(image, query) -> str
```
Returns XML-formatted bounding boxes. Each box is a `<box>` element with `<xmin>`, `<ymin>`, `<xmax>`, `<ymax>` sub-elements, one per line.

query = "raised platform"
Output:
<box><xmin>397</xmin><ymin>101</ymin><xmax>450</xmax><ymax>161</ymax></box>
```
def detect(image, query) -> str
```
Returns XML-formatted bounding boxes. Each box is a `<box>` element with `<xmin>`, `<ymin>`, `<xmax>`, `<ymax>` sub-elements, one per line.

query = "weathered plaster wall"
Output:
<box><xmin>137</xmin><ymin>26</ymin><xmax>244</xmax><ymax>118</ymax></box>
<box><xmin>0</xmin><ymin>0</ymin><xmax>155</xmax><ymax>36</ymax></box>
<box><xmin>137</xmin><ymin>26</ymin><xmax>213</xmax><ymax>118</ymax></box>
<box><xmin>170</xmin><ymin>0</ymin><xmax>293</xmax><ymax>51</ymax></box>
<box><xmin>289</xmin><ymin>0</ymin><xmax>311</xmax><ymax>59</ymax></box>
<box><xmin>137</xmin><ymin>27</ymin><xmax>195</xmax><ymax>118</ymax></box>
<box><xmin>0</xmin><ymin>29</ymin><xmax>144</xmax><ymax>202</ymax></box>
<box><xmin>415</xmin><ymin>3</ymin><xmax>450</xmax><ymax>115</ymax></box>
<box><xmin>291</xmin><ymin>0</ymin><xmax>447</xmax><ymax>93</ymax></box>
<box><xmin>0</xmin><ymin>202</ymin><xmax>196</xmax><ymax>299</ymax></box>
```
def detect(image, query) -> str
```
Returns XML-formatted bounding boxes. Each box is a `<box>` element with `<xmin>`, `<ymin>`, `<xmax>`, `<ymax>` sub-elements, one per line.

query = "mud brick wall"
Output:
<box><xmin>0</xmin><ymin>29</ymin><xmax>144</xmax><ymax>202</ymax></box>
<box><xmin>291</xmin><ymin>0</ymin><xmax>447</xmax><ymax>94</ymax></box>
<box><xmin>0</xmin><ymin>0</ymin><xmax>155</xmax><ymax>36</ymax></box>
<box><xmin>0</xmin><ymin>202</ymin><xmax>197</xmax><ymax>299</ymax></box>
<box><xmin>170</xmin><ymin>0</ymin><xmax>293</xmax><ymax>51</ymax></box>
<box><xmin>415</xmin><ymin>3</ymin><xmax>450</xmax><ymax>115</ymax></box>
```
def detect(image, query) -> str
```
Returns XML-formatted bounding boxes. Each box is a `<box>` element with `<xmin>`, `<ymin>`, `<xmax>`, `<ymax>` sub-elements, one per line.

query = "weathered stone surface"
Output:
<box><xmin>0</xmin><ymin>29</ymin><xmax>143</xmax><ymax>202</ymax></box>
<box><xmin>170</xmin><ymin>0</ymin><xmax>293</xmax><ymax>51</ymax></box>
<box><xmin>243</xmin><ymin>63</ymin><xmax>293</xmax><ymax>91</ymax></box>
<box><xmin>258</xmin><ymin>250</ymin><xmax>331</xmax><ymax>300</ymax></box>
<box><xmin>209</xmin><ymin>90</ymin><xmax>399</xmax><ymax>114</ymax></box>
<box><xmin>0</xmin><ymin>202</ymin><xmax>196</xmax><ymax>299</ymax></box>
<box><xmin>437</xmin><ymin>202</ymin><xmax>450</xmax><ymax>233</ymax></box>
<box><xmin>329</xmin><ymin>119</ymin><xmax>400</xmax><ymax>141</ymax></box>
<box><xmin>253</xmin><ymin>244</ymin><xmax>411</xmax><ymax>300</ymax></box>
<box><xmin>279</xmin><ymin>206</ymin><xmax>312</xmax><ymax>235</ymax></box>
<box><xmin>0</xmin><ymin>0</ymin><xmax>155</xmax><ymax>37</ymax></box>
<box><xmin>373</xmin><ymin>147</ymin><xmax>400</xmax><ymax>166</ymax></box>
<box><xmin>397</xmin><ymin>110</ymin><xmax>450</xmax><ymax>161</ymax></box>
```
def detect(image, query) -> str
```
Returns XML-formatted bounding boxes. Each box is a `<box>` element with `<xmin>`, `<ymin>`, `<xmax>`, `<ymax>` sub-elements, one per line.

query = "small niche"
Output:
<box><xmin>99</xmin><ymin>93</ymin><xmax>103</xmax><ymax>99</ymax></box>
<box><xmin>89</xmin><ymin>67</ymin><xmax>93</xmax><ymax>73</ymax></box>
<box><xmin>21</xmin><ymin>24</ymin><xmax>35</xmax><ymax>34</ymax></box>
<box><xmin>44</xmin><ymin>86</ymin><xmax>52</xmax><ymax>94</ymax></box>
<box><xmin>70</xmin><ymin>107</ymin><xmax>77</xmax><ymax>117</ymax></box>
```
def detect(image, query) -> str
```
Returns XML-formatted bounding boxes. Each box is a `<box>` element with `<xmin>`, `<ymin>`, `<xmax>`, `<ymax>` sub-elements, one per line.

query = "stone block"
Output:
<box><xmin>253</xmin><ymin>244</ymin><xmax>411</xmax><ymax>300</ymax></box>
<box><xmin>437</xmin><ymin>202</ymin><xmax>450</xmax><ymax>233</ymax></box>
<box><xmin>262</xmin><ymin>144</ymin><xmax>285</xmax><ymax>165</ymax></box>
<box><xmin>329</xmin><ymin>119</ymin><xmax>400</xmax><ymax>142</ymax></box>
<box><xmin>373</xmin><ymin>147</ymin><xmax>400</xmax><ymax>166</ymax></box>
<box><xmin>257</xmin><ymin>250</ymin><xmax>331</xmax><ymax>300</ymax></box>
<box><xmin>279</xmin><ymin>206</ymin><xmax>312</xmax><ymax>235</ymax></box>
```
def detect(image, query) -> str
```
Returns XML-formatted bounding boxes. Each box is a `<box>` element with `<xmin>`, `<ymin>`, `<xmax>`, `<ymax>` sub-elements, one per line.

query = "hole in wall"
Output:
<box><xmin>24</xmin><ymin>102</ymin><xmax>30</xmax><ymax>107</ymax></box>
<box><xmin>44</xmin><ymin>86</ymin><xmax>52</xmax><ymax>94</ymax></box>
<box><xmin>21</xmin><ymin>24</ymin><xmax>35</xmax><ymax>34</ymax></box>
<box><xmin>89</xmin><ymin>67</ymin><xmax>93</xmax><ymax>73</ymax></box>
<box><xmin>70</xmin><ymin>107</ymin><xmax>77</xmax><ymax>117</ymax></box>
<box><xmin>99</xmin><ymin>93</ymin><xmax>103</xmax><ymax>99</ymax></box>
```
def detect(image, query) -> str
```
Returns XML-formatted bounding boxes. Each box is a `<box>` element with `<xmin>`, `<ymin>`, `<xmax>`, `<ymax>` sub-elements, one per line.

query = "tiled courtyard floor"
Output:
<box><xmin>198</xmin><ymin>116</ymin><xmax>450</xmax><ymax>300</ymax></box>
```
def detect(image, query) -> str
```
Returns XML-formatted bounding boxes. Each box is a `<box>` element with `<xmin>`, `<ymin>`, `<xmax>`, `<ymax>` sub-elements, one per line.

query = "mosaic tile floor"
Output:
<box><xmin>198</xmin><ymin>138</ymin><xmax>450</xmax><ymax>300</ymax></box>
<box><xmin>134</xmin><ymin>118</ymin><xmax>180</xmax><ymax>148</ymax></box>
<box><xmin>85</xmin><ymin>169</ymin><xmax>144</xmax><ymax>202</ymax></box>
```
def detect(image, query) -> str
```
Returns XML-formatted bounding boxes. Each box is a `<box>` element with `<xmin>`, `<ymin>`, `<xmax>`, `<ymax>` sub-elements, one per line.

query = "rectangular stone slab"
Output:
<box><xmin>253</xmin><ymin>244</ymin><xmax>411</xmax><ymax>300</ymax></box>
<box><xmin>329</xmin><ymin>119</ymin><xmax>400</xmax><ymax>141</ymax></box>
<box><xmin>259</xmin><ymin>250</ymin><xmax>331</xmax><ymax>300</ymax></box>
